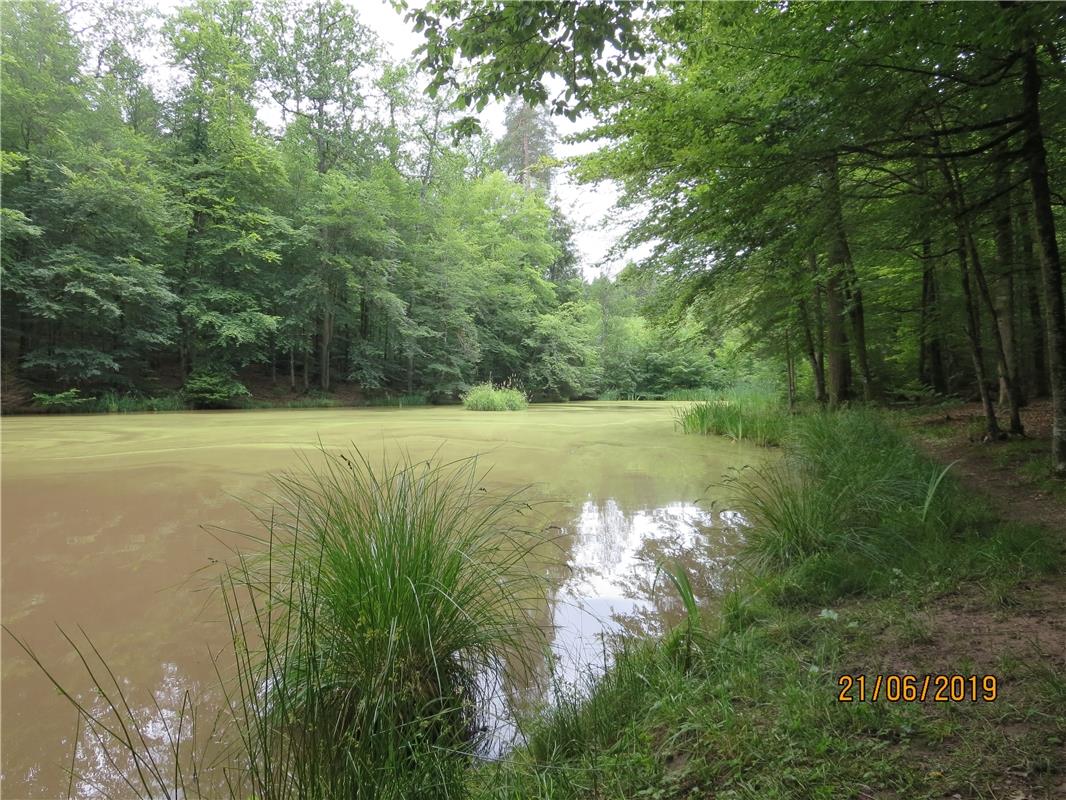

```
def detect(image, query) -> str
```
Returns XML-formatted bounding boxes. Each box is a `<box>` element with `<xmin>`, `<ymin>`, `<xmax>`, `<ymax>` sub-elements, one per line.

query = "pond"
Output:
<box><xmin>1</xmin><ymin>402</ymin><xmax>762</xmax><ymax>797</ymax></box>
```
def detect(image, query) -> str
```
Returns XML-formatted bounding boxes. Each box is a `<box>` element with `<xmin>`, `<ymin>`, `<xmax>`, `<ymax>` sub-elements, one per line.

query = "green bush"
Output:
<box><xmin>31</xmin><ymin>387</ymin><xmax>91</xmax><ymax>412</ymax></box>
<box><xmin>180</xmin><ymin>370</ymin><xmax>251</xmax><ymax>409</ymax></box>
<box><xmin>462</xmin><ymin>382</ymin><xmax>528</xmax><ymax>411</ymax></box>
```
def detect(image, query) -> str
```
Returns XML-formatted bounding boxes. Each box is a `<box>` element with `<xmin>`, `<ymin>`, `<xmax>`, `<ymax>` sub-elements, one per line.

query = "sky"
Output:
<box><xmin>121</xmin><ymin>0</ymin><xmax>650</xmax><ymax>279</ymax></box>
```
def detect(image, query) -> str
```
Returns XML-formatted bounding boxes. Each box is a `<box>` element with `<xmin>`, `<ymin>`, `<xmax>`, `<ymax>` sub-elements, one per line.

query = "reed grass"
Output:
<box><xmin>462</xmin><ymin>383</ymin><xmax>528</xmax><ymax>411</ymax></box>
<box><xmin>673</xmin><ymin>387</ymin><xmax>789</xmax><ymax>446</ymax></box>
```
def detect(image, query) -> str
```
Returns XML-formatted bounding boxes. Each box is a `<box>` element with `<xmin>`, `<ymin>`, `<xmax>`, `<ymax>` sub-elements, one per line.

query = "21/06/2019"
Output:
<box><xmin>837</xmin><ymin>674</ymin><xmax>998</xmax><ymax>703</ymax></box>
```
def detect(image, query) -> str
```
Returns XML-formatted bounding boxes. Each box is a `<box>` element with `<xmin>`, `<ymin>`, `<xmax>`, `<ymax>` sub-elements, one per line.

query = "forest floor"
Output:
<box><xmin>869</xmin><ymin>400</ymin><xmax>1066</xmax><ymax>799</ymax></box>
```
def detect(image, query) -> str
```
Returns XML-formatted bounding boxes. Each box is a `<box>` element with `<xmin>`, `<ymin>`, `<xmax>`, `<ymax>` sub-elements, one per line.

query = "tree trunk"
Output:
<box><xmin>827</xmin><ymin>155</ymin><xmax>874</xmax><ymax>400</ymax></box>
<box><xmin>824</xmin><ymin>269</ymin><xmax>851</xmax><ymax>407</ymax></box>
<box><xmin>798</xmin><ymin>294</ymin><xmax>826</xmax><ymax>405</ymax></box>
<box><xmin>289</xmin><ymin>348</ymin><xmax>296</xmax><ymax>391</ymax></box>
<box><xmin>992</xmin><ymin>159</ymin><xmax>1022</xmax><ymax>410</ymax></box>
<box><xmin>785</xmin><ymin>329</ymin><xmax>796</xmax><ymax>410</ymax></box>
<box><xmin>1022</xmin><ymin>44</ymin><xmax>1066</xmax><ymax>475</ymax></box>
<box><xmin>967</xmin><ymin>231</ymin><xmax>1024</xmax><ymax>434</ymax></box>
<box><xmin>320</xmin><ymin>309</ymin><xmax>333</xmax><ymax>392</ymax></box>
<box><xmin>918</xmin><ymin>239</ymin><xmax>948</xmax><ymax>394</ymax></box>
<box><xmin>937</xmin><ymin>154</ymin><xmax>1021</xmax><ymax>434</ymax></box>
<box><xmin>1019</xmin><ymin>202</ymin><xmax>1049</xmax><ymax>397</ymax></box>
<box><xmin>956</xmin><ymin>229</ymin><xmax>1001</xmax><ymax>439</ymax></box>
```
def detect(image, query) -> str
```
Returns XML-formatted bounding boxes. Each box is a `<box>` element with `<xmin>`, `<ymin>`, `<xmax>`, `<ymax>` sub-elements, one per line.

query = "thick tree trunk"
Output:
<box><xmin>1022</xmin><ymin>45</ymin><xmax>1066</xmax><ymax>476</ymax></box>
<box><xmin>827</xmin><ymin>155</ymin><xmax>874</xmax><ymax>400</ymax></box>
<box><xmin>824</xmin><ymin>270</ymin><xmax>851</xmax><ymax>408</ymax></box>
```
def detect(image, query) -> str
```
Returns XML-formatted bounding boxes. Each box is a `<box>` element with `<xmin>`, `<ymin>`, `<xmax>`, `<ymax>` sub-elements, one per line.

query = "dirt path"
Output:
<box><xmin>889</xmin><ymin>400</ymin><xmax>1066</xmax><ymax>799</ymax></box>
<box><xmin>909</xmin><ymin>398</ymin><xmax>1066</xmax><ymax>532</ymax></box>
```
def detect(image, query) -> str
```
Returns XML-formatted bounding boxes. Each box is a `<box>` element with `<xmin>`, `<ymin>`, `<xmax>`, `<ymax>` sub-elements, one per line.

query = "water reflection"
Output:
<box><xmin>546</xmin><ymin>499</ymin><xmax>745</xmax><ymax>685</ymax></box>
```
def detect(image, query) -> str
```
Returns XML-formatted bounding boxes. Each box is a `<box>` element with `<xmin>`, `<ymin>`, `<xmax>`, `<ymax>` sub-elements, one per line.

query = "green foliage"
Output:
<box><xmin>31</xmin><ymin>388</ymin><xmax>90</xmax><ymax>412</ymax></box>
<box><xmin>363</xmin><ymin>393</ymin><xmax>429</xmax><ymax>407</ymax></box>
<box><xmin>222</xmin><ymin>451</ymin><xmax>545</xmax><ymax>799</ymax></box>
<box><xmin>180</xmin><ymin>369</ymin><xmax>251</xmax><ymax>409</ymax></box>
<box><xmin>462</xmin><ymin>382</ymin><xmax>528</xmax><ymax>411</ymax></box>
<box><xmin>89</xmin><ymin>391</ymin><xmax>186</xmax><ymax>413</ymax></box>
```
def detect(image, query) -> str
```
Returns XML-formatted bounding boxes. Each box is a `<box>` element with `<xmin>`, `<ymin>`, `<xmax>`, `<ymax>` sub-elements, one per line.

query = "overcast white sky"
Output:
<box><xmin>119</xmin><ymin>0</ymin><xmax>649</xmax><ymax>278</ymax></box>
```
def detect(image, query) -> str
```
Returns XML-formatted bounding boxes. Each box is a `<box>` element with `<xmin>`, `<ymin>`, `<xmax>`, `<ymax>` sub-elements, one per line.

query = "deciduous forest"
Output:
<box><xmin>2</xmin><ymin>3</ymin><xmax>1065</xmax><ymax>800</ymax></box>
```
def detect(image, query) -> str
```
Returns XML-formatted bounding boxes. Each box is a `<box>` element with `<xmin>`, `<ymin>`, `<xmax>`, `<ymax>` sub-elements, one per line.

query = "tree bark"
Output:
<box><xmin>956</xmin><ymin>229</ymin><xmax>1001</xmax><ymax>439</ymax></box>
<box><xmin>1022</xmin><ymin>45</ymin><xmax>1066</xmax><ymax>475</ymax></box>
<box><xmin>1018</xmin><ymin>202</ymin><xmax>1049</xmax><ymax>397</ymax></box>
<box><xmin>992</xmin><ymin>158</ymin><xmax>1022</xmax><ymax>409</ymax></box>
<box><xmin>799</xmin><ymin>298</ymin><xmax>827</xmax><ymax>405</ymax></box>
<box><xmin>827</xmin><ymin>155</ymin><xmax>874</xmax><ymax>401</ymax></box>
<box><xmin>320</xmin><ymin>308</ymin><xmax>333</xmax><ymax>391</ymax></box>
<box><xmin>966</xmin><ymin>231</ymin><xmax>1024</xmax><ymax>434</ymax></box>
<box><xmin>936</xmin><ymin>154</ymin><xmax>1022</xmax><ymax>434</ymax></box>
<box><xmin>824</xmin><ymin>269</ymin><xmax>851</xmax><ymax>407</ymax></box>
<box><xmin>918</xmin><ymin>239</ymin><xmax>949</xmax><ymax>394</ymax></box>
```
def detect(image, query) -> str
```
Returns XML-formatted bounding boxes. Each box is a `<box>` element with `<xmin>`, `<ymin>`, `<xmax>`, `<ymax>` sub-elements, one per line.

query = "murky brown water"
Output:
<box><xmin>1</xmin><ymin>402</ymin><xmax>760</xmax><ymax>798</ymax></box>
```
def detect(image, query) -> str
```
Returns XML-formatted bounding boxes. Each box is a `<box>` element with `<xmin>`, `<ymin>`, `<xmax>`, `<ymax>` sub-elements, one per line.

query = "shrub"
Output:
<box><xmin>31</xmin><ymin>387</ymin><xmax>91</xmax><ymax>412</ymax></box>
<box><xmin>89</xmin><ymin>390</ymin><xmax>187</xmax><ymax>413</ymax></box>
<box><xmin>181</xmin><ymin>370</ymin><xmax>251</xmax><ymax>409</ymax></box>
<box><xmin>462</xmin><ymin>382</ymin><xmax>528</xmax><ymax>411</ymax></box>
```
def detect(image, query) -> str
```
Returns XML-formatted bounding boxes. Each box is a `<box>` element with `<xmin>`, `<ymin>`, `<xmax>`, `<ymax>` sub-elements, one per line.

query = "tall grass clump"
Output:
<box><xmin>727</xmin><ymin>409</ymin><xmax>992</xmax><ymax>602</ymax></box>
<box><xmin>7</xmin><ymin>452</ymin><xmax>544</xmax><ymax>800</ymax></box>
<box><xmin>462</xmin><ymin>383</ymin><xmax>528</xmax><ymax>411</ymax></box>
<box><xmin>673</xmin><ymin>386</ymin><xmax>789</xmax><ymax>446</ymax></box>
